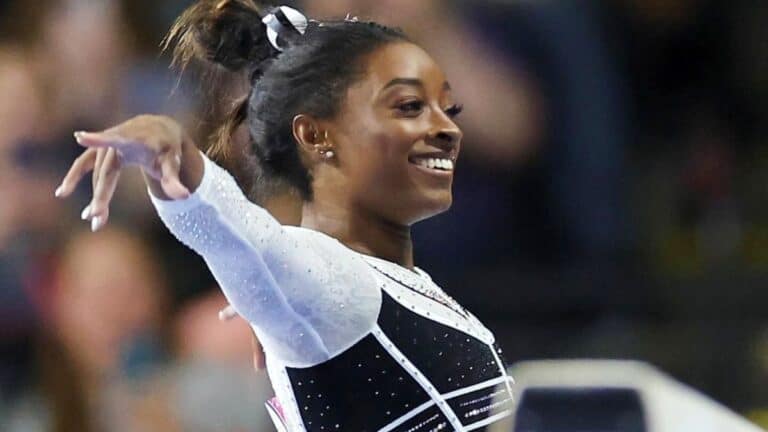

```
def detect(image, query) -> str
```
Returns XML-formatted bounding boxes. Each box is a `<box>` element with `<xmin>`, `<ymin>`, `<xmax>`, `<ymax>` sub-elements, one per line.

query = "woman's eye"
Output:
<box><xmin>397</xmin><ymin>101</ymin><xmax>424</xmax><ymax>115</ymax></box>
<box><xmin>445</xmin><ymin>104</ymin><xmax>464</xmax><ymax>118</ymax></box>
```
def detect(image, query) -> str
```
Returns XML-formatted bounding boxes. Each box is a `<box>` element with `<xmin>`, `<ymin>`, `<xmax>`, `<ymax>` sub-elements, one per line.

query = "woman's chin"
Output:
<box><xmin>409</xmin><ymin>191</ymin><xmax>453</xmax><ymax>223</ymax></box>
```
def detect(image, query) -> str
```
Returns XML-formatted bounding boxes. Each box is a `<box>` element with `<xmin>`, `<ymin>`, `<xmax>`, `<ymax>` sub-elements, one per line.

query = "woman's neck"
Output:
<box><xmin>301</xmin><ymin>198</ymin><xmax>414</xmax><ymax>269</ymax></box>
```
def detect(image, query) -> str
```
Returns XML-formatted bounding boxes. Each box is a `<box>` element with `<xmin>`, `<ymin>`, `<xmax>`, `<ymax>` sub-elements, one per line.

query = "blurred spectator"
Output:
<box><xmin>143</xmin><ymin>290</ymin><xmax>275</xmax><ymax>432</ymax></box>
<box><xmin>0</xmin><ymin>42</ymin><xmax>70</xmax><ymax>404</ymax></box>
<box><xmin>3</xmin><ymin>227</ymin><xmax>168</xmax><ymax>432</ymax></box>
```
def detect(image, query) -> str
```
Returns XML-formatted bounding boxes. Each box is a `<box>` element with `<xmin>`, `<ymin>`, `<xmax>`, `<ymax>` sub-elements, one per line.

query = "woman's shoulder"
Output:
<box><xmin>282</xmin><ymin>225</ymin><xmax>328</xmax><ymax>240</ymax></box>
<box><xmin>282</xmin><ymin>226</ymin><xmax>358</xmax><ymax>256</ymax></box>
<box><xmin>280</xmin><ymin>225</ymin><xmax>378</xmax><ymax>280</ymax></box>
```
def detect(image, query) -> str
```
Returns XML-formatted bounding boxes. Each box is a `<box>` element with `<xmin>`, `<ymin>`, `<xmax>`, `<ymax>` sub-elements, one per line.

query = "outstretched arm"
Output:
<box><xmin>55</xmin><ymin>115</ymin><xmax>332</xmax><ymax>365</ymax></box>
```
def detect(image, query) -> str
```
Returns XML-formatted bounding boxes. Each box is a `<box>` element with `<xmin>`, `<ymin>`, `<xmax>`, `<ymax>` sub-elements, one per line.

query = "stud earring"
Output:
<box><xmin>320</xmin><ymin>131</ymin><xmax>334</xmax><ymax>159</ymax></box>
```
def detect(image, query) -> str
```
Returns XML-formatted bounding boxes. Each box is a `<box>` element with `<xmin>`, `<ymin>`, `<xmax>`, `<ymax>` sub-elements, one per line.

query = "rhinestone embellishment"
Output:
<box><xmin>363</xmin><ymin>257</ymin><xmax>469</xmax><ymax>319</ymax></box>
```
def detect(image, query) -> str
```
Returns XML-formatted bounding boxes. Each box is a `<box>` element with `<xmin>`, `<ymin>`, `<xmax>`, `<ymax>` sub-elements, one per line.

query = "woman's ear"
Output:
<box><xmin>293</xmin><ymin>114</ymin><xmax>321</xmax><ymax>158</ymax></box>
<box><xmin>293</xmin><ymin>114</ymin><xmax>335</xmax><ymax>164</ymax></box>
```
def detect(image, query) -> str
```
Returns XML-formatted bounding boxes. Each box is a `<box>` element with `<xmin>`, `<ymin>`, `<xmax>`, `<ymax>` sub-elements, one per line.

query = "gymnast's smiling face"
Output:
<box><xmin>307</xmin><ymin>42</ymin><xmax>463</xmax><ymax>226</ymax></box>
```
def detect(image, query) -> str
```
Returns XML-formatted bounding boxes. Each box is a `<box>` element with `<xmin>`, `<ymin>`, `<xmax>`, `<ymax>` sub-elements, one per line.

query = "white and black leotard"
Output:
<box><xmin>151</xmin><ymin>154</ymin><xmax>515</xmax><ymax>431</ymax></box>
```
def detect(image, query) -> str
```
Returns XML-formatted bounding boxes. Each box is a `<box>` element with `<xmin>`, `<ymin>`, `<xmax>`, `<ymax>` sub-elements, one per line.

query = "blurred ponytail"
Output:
<box><xmin>162</xmin><ymin>0</ymin><xmax>276</xmax><ymax>195</ymax></box>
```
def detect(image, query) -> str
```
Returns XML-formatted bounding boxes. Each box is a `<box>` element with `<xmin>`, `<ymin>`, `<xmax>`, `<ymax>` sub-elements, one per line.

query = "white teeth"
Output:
<box><xmin>414</xmin><ymin>157</ymin><xmax>454</xmax><ymax>171</ymax></box>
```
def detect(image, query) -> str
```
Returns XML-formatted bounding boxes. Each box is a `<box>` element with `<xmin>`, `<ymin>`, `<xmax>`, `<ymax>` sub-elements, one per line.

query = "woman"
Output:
<box><xmin>55</xmin><ymin>1</ymin><xmax>515</xmax><ymax>430</ymax></box>
<box><xmin>4</xmin><ymin>228</ymin><xmax>168</xmax><ymax>432</ymax></box>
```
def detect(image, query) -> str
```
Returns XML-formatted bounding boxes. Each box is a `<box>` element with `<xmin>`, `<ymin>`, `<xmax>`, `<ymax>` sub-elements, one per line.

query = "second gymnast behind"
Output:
<box><xmin>56</xmin><ymin>1</ymin><xmax>515</xmax><ymax>430</ymax></box>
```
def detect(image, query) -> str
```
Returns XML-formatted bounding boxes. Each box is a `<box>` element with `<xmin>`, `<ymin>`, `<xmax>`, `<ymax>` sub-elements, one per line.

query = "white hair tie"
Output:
<box><xmin>261</xmin><ymin>6</ymin><xmax>308</xmax><ymax>52</ymax></box>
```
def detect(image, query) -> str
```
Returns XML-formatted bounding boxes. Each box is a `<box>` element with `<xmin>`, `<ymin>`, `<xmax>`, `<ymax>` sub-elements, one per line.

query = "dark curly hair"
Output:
<box><xmin>163</xmin><ymin>0</ymin><xmax>408</xmax><ymax>202</ymax></box>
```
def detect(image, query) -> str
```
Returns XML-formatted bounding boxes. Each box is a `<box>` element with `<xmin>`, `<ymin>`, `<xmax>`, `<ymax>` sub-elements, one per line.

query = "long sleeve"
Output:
<box><xmin>150</xmin><ymin>154</ymin><xmax>381</xmax><ymax>367</ymax></box>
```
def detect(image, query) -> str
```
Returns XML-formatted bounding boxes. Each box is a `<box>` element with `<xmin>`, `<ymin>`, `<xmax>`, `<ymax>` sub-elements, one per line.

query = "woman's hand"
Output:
<box><xmin>55</xmin><ymin>115</ymin><xmax>203</xmax><ymax>231</ymax></box>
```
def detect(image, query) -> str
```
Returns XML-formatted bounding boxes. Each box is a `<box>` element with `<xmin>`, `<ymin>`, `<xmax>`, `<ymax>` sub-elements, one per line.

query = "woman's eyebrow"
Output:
<box><xmin>378</xmin><ymin>78</ymin><xmax>452</xmax><ymax>94</ymax></box>
<box><xmin>381</xmin><ymin>77</ymin><xmax>423</xmax><ymax>91</ymax></box>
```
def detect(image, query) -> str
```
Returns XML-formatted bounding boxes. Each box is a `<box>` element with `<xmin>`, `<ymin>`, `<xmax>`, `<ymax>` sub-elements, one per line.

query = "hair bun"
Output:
<box><xmin>164</xmin><ymin>0</ymin><xmax>276</xmax><ymax>73</ymax></box>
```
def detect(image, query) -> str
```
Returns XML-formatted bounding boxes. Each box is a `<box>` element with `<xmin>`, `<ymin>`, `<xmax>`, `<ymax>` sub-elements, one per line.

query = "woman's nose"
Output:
<box><xmin>428</xmin><ymin>110</ymin><xmax>463</xmax><ymax>150</ymax></box>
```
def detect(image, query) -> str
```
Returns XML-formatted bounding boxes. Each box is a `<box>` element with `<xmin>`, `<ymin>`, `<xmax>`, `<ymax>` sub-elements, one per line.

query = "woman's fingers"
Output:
<box><xmin>89</xmin><ymin>147</ymin><xmax>122</xmax><ymax>231</ymax></box>
<box><xmin>60</xmin><ymin>117</ymin><xmax>191</xmax><ymax>228</ymax></box>
<box><xmin>74</xmin><ymin>131</ymin><xmax>133</xmax><ymax>150</ymax></box>
<box><xmin>55</xmin><ymin>148</ymin><xmax>98</xmax><ymax>198</ymax></box>
<box><xmin>92</xmin><ymin>147</ymin><xmax>106</xmax><ymax>188</ymax></box>
<box><xmin>86</xmin><ymin>148</ymin><xmax>107</xmax><ymax>220</ymax></box>
<box><xmin>82</xmin><ymin>148</ymin><xmax>107</xmax><ymax>221</ymax></box>
<box><xmin>159</xmin><ymin>151</ymin><xmax>190</xmax><ymax>200</ymax></box>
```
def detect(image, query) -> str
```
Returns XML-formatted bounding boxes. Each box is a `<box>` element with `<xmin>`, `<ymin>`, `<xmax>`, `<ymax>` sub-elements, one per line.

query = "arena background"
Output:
<box><xmin>1</xmin><ymin>0</ymin><xmax>768</xmax><ymax>430</ymax></box>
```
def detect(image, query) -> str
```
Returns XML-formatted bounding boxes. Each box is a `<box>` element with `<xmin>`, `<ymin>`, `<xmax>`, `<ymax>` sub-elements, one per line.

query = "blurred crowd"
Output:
<box><xmin>1</xmin><ymin>0</ymin><xmax>768</xmax><ymax>430</ymax></box>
